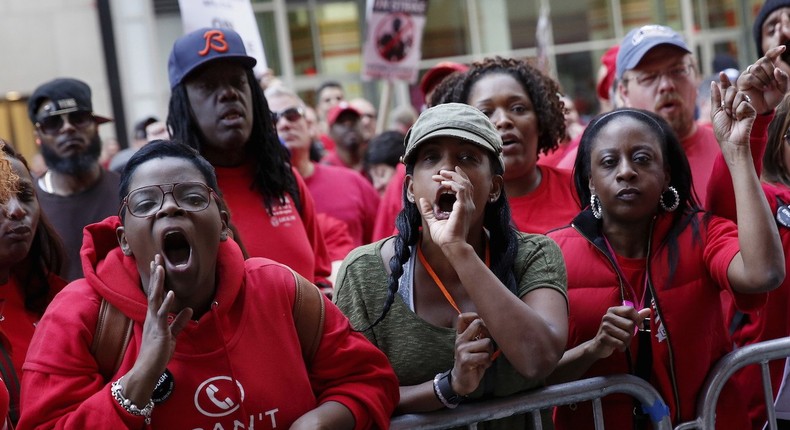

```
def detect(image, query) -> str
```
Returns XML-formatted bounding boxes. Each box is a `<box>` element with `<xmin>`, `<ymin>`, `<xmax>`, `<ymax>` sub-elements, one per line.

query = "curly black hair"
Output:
<box><xmin>432</xmin><ymin>56</ymin><xmax>566</xmax><ymax>157</ymax></box>
<box><xmin>167</xmin><ymin>68</ymin><xmax>301</xmax><ymax>215</ymax></box>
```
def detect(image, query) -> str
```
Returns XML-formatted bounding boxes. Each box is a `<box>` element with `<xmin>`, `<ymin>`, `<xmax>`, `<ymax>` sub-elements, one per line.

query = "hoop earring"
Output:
<box><xmin>590</xmin><ymin>194</ymin><xmax>603</xmax><ymax>219</ymax></box>
<box><xmin>660</xmin><ymin>186</ymin><xmax>679</xmax><ymax>212</ymax></box>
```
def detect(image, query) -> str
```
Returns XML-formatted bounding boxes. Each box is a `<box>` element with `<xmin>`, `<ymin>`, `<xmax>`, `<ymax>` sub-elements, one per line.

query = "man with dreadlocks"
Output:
<box><xmin>166</xmin><ymin>28</ymin><xmax>332</xmax><ymax>289</ymax></box>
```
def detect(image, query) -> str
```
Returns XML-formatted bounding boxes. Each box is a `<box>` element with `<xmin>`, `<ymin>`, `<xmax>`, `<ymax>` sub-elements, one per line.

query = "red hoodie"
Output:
<box><xmin>18</xmin><ymin>216</ymin><xmax>398</xmax><ymax>429</ymax></box>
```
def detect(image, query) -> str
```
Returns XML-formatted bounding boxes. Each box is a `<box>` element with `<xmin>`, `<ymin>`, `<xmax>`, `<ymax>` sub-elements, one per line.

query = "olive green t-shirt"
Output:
<box><xmin>334</xmin><ymin>232</ymin><xmax>567</xmax><ymax>429</ymax></box>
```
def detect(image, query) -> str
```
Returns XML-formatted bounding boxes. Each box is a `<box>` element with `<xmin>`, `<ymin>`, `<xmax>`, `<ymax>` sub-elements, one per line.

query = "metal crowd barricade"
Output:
<box><xmin>390</xmin><ymin>374</ymin><xmax>672</xmax><ymax>430</ymax></box>
<box><xmin>674</xmin><ymin>336</ymin><xmax>790</xmax><ymax>430</ymax></box>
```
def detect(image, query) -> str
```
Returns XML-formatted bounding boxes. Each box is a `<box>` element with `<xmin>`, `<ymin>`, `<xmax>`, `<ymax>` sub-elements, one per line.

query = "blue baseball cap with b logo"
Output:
<box><xmin>168</xmin><ymin>27</ymin><xmax>257</xmax><ymax>89</ymax></box>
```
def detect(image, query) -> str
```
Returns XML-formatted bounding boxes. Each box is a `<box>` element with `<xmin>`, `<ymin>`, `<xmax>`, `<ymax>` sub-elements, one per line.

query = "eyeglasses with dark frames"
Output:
<box><xmin>35</xmin><ymin>110</ymin><xmax>95</xmax><ymax>136</ymax></box>
<box><xmin>622</xmin><ymin>63</ymin><xmax>693</xmax><ymax>88</ymax></box>
<box><xmin>119</xmin><ymin>182</ymin><xmax>217</xmax><ymax>218</ymax></box>
<box><xmin>270</xmin><ymin>107</ymin><xmax>305</xmax><ymax>124</ymax></box>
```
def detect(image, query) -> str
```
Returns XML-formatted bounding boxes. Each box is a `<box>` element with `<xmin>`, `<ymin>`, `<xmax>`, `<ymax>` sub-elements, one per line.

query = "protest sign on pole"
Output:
<box><xmin>362</xmin><ymin>0</ymin><xmax>428</xmax><ymax>83</ymax></box>
<box><xmin>177</xmin><ymin>0</ymin><xmax>267</xmax><ymax>77</ymax></box>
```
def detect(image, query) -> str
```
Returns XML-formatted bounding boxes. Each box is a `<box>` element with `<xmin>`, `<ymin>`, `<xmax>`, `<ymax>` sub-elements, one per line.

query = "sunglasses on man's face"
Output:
<box><xmin>36</xmin><ymin>110</ymin><xmax>95</xmax><ymax>135</ymax></box>
<box><xmin>270</xmin><ymin>107</ymin><xmax>305</xmax><ymax>124</ymax></box>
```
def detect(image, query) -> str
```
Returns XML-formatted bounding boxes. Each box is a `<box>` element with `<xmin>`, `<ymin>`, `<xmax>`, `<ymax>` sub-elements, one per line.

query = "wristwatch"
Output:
<box><xmin>433</xmin><ymin>370</ymin><xmax>465</xmax><ymax>408</ymax></box>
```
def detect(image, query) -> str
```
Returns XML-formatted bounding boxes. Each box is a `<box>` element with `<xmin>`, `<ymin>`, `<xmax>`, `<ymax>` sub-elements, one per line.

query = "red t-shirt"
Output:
<box><xmin>315</xmin><ymin>213</ymin><xmax>356</xmax><ymax>262</ymax></box>
<box><xmin>682</xmin><ymin>125</ymin><xmax>721</xmax><ymax>205</ymax></box>
<box><xmin>508</xmin><ymin>165</ymin><xmax>579</xmax><ymax>234</ymax></box>
<box><xmin>215</xmin><ymin>164</ymin><xmax>331</xmax><ymax>285</ymax></box>
<box><xmin>304</xmin><ymin>163</ymin><xmax>380</xmax><ymax>247</ymax></box>
<box><xmin>372</xmin><ymin>163</ymin><xmax>406</xmax><ymax>241</ymax></box>
<box><xmin>320</xmin><ymin>150</ymin><xmax>346</xmax><ymax>169</ymax></box>
<box><xmin>319</xmin><ymin>133</ymin><xmax>336</xmax><ymax>153</ymax></box>
<box><xmin>538</xmin><ymin>132</ymin><xmax>582</xmax><ymax>171</ymax></box>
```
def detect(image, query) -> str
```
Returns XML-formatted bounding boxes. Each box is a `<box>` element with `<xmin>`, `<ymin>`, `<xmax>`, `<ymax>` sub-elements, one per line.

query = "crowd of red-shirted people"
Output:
<box><xmin>4</xmin><ymin>2</ymin><xmax>790</xmax><ymax>428</ymax></box>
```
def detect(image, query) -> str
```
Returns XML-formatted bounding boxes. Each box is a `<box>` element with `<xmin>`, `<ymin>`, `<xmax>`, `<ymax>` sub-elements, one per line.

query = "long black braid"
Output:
<box><xmin>167</xmin><ymin>68</ymin><xmax>301</xmax><ymax>214</ymax></box>
<box><xmin>365</xmin><ymin>154</ymin><xmax>518</xmax><ymax>329</ymax></box>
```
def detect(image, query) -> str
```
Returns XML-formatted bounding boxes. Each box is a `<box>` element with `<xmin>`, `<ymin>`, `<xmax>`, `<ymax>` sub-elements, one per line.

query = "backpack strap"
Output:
<box><xmin>91</xmin><ymin>268</ymin><xmax>326</xmax><ymax>381</ymax></box>
<box><xmin>91</xmin><ymin>299</ymin><xmax>134</xmax><ymax>382</ymax></box>
<box><xmin>290</xmin><ymin>268</ymin><xmax>325</xmax><ymax>366</ymax></box>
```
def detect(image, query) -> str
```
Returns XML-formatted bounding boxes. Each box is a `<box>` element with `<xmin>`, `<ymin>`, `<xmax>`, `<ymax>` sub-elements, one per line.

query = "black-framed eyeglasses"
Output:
<box><xmin>270</xmin><ymin>107</ymin><xmax>304</xmax><ymax>124</ymax></box>
<box><xmin>35</xmin><ymin>110</ymin><xmax>95</xmax><ymax>136</ymax></box>
<box><xmin>120</xmin><ymin>182</ymin><xmax>217</xmax><ymax>218</ymax></box>
<box><xmin>622</xmin><ymin>63</ymin><xmax>693</xmax><ymax>88</ymax></box>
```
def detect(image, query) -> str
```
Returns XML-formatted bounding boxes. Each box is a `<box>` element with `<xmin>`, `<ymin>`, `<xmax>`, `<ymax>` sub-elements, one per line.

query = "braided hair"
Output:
<box><xmin>365</xmin><ymin>154</ymin><xmax>519</xmax><ymax>329</ymax></box>
<box><xmin>167</xmin><ymin>68</ymin><xmax>301</xmax><ymax>214</ymax></box>
<box><xmin>433</xmin><ymin>56</ymin><xmax>566</xmax><ymax>157</ymax></box>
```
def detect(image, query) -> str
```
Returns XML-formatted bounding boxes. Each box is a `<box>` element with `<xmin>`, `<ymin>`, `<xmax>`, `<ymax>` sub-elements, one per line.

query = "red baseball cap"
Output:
<box><xmin>326</xmin><ymin>102</ymin><xmax>361</xmax><ymax>127</ymax></box>
<box><xmin>596</xmin><ymin>45</ymin><xmax>620</xmax><ymax>101</ymax></box>
<box><xmin>419</xmin><ymin>62</ymin><xmax>469</xmax><ymax>98</ymax></box>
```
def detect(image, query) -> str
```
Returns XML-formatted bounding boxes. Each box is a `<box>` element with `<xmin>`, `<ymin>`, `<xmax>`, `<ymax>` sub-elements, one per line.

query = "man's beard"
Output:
<box><xmin>654</xmin><ymin>95</ymin><xmax>694</xmax><ymax>139</ymax></box>
<box><xmin>663</xmin><ymin>112</ymin><xmax>693</xmax><ymax>139</ymax></box>
<box><xmin>41</xmin><ymin>135</ymin><xmax>102</xmax><ymax>175</ymax></box>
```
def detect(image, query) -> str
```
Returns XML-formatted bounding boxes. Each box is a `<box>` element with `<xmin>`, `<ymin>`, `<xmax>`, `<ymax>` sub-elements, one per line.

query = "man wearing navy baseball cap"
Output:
<box><xmin>166</xmin><ymin>27</ymin><xmax>334</xmax><ymax>293</ymax></box>
<box><xmin>27</xmin><ymin>77</ymin><xmax>120</xmax><ymax>281</ymax></box>
<box><xmin>616</xmin><ymin>24</ymin><xmax>720</xmax><ymax>202</ymax></box>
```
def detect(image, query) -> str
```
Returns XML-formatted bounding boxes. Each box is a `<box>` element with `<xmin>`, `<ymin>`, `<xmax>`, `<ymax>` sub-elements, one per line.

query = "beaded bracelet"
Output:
<box><xmin>433</xmin><ymin>370</ymin><xmax>464</xmax><ymax>409</ymax></box>
<box><xmin>111</xmin><ymin>377</ymin><xmax>154</xmax><ymax>424</ymax></box>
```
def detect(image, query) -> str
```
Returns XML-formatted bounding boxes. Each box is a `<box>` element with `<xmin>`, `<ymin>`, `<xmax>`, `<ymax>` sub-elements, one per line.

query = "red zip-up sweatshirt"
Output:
<box><xmin>18</xmin><ymin>216</ymin><xmax>398</xmax><ymax>429</ymax></box>
<box><xmin>548</xmin><ymin>209</ymin><xmax>764</xmax><ymax>429</ymax></box>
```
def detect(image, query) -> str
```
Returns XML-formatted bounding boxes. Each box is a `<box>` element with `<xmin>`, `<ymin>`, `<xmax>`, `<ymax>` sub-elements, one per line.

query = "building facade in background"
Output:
<box><xmin>0</xmin><ymin>0</ymin><xmax>766</xmax><ymax>162</ymax></box>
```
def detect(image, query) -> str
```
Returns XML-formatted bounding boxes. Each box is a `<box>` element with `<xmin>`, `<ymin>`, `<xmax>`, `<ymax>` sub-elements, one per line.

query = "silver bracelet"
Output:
<box><xmin>111</xmin><ymin>376</ymin><xmax>154</xmax><ymax>424</ymax></box>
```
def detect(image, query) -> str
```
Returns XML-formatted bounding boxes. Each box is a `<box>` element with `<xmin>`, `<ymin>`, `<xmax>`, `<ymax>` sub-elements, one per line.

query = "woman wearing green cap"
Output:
<box><xmin>334</xmin><ymin>102</ymin><xmax>568</xmax><ymax>427</ymax></box>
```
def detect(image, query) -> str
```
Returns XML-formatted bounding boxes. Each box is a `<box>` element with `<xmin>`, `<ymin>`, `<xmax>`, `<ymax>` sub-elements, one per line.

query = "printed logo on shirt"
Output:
<box><xmin>194</xmin><ymin>376</ymin><xmax>245</xmax><ymax>417</ymax></box>
<box><xmin>270</xmin><ymin>196</ymin><xmax>298</xmax><ymax>227</ymax></box>
<box><xmin>191</xmin><ymin>409</ymin><xmax>282</xmax><ymax>430</ymax></box>
<box><xmin>776</xmin><ymin>205</ymin><xmax>790</xmax><ymax>228</ymax></box>
<box><xmin>652</xmin><ymin>308</ymin><xmax>667</xmax><ymax>343</ymax></box>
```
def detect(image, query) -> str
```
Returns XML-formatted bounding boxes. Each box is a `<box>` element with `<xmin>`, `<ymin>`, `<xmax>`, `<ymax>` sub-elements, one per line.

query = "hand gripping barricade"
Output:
<box><xmin>674</xmin><ymin>336</ymin><xmax>790</xmax><ymax>430</ymax></box>
<box><xmin>389</xmin><ymin>374</ymin><xmax>672</xmax><ymax>430</ymax></box>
